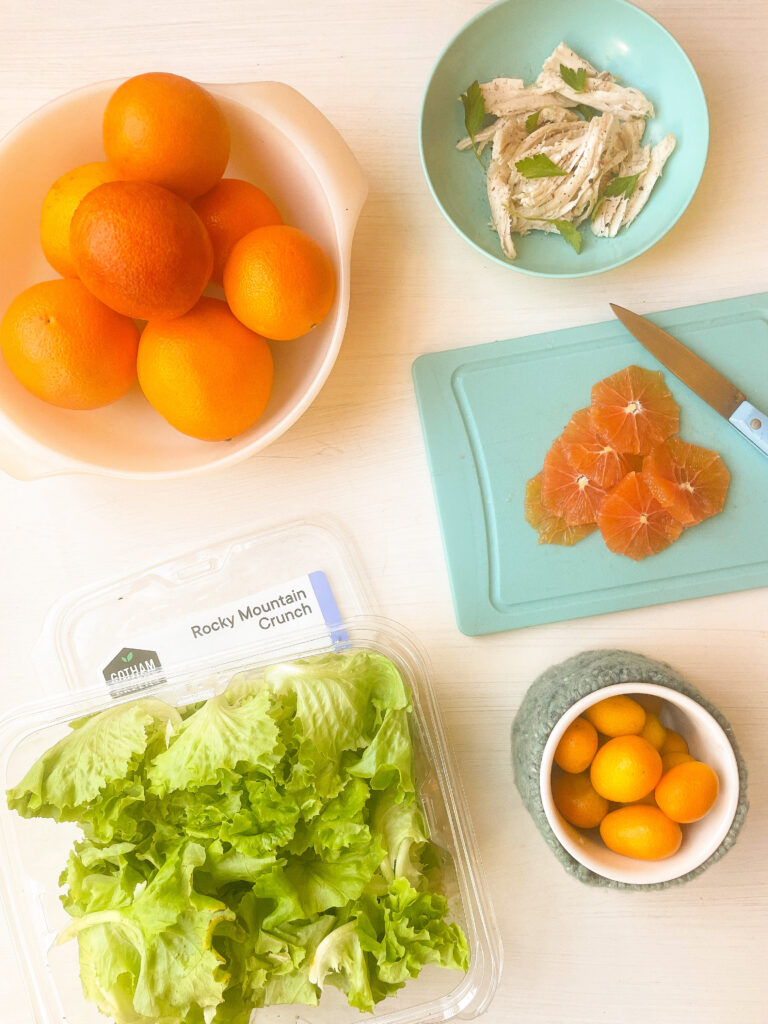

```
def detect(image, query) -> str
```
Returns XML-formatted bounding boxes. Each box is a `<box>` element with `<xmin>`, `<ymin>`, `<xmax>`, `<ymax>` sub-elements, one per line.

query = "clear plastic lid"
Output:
<box><xmin>0</xmin><ymin>521</ymin><xmax>502</xmax><ymax>1024</ymax></box>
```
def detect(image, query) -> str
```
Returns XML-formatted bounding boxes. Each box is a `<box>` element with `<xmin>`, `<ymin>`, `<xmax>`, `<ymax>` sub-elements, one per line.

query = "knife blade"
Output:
<box><xmin>610</xmin><ymin>303</ymin><xmax>768</xmax><ymax>460</ymax></box>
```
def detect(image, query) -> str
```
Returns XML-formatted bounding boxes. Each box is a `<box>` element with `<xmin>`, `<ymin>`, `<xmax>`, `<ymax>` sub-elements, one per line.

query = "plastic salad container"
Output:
<box><xmin>0</xmin><ymin>521</ymin><xmax>502</xmax><ymax>1024</ymax></box>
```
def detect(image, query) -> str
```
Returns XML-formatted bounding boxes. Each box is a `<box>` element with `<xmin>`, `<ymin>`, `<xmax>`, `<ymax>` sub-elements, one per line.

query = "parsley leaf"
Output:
<box><xmin>525</xmin><ymin>110</ymin><xmax>541</xmax><ymax>133</ymax></box>
<box><xmin>575</xmin><ymin>103</ymin><xmax>600</xmax><ymax>121</ymax></box>
<box><xmin>604</xmin><ymin>172</ymin><xmax>642</xmax><ymax>198</ymax></box>
<box><xmin>551</xmin><ymin>219</ymin><xmax>583</xmax><ymax>253</ymax></box>
<box><xmin>460</xmin><ymin>80</ymin><xmax>486</xmax><ymax>163</ymax></box>
<box><xmin>559</xmin><ymin>64</ymin><xmax>587</xmax><ymax>93</ymax></box>
<box><xmin>515</xmin><ymin>212</ymin><xmax>583</xmax><ymax>254</ymax></box>
<box><xmin>515</xmin><ymin>153</ymin><xmax>567</xmax><ymax>178</ymax></box>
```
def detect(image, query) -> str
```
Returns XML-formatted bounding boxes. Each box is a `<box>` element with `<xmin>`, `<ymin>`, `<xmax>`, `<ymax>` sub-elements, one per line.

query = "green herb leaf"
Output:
<box><xmin>559</xmin><ymin>64</ymin><xmax>587</xmax><ymax>93</ymax></box>
<box><xmin>525</xmin><ymin>109</ymin><xmax>541</xmax><ymax>133</ymax></box>
<box><xmin>515</xmin><ymin>153</ymin><xmax>568</xmax><ymax>178</ymax></box>
<box><xmin>551</xmin><ymin>219</ymin><xmax>583</xmax><ymax>253</ymax></box>
<box><xmin>459</xmin><ymin>80</ymin><xmax>486</xmax><ymax>163</ymax></box>
<box><xmin>575</xmin><ymin>103</ymin><xmax>600</xmax><ymax>121</ymax></box>
<box><xmin>591</xmin><ymin>196</ymin><xmax>606</xmax><ymax>223</ymax></box>
<box><xmin>515</xmin><ymin>212</ymin><xmax>583</xmax><ymax>254</ymax></box>
<box><xmin>604</xmin><ymin>172</ymin><xmax>642</xmax><ymax>198</ymax></box>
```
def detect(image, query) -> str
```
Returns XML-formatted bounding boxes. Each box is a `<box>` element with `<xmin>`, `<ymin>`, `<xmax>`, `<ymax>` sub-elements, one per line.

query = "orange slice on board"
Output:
<box><xmin>590</xmin><ymin>365</ymin><xmax>679</xmax><ymax>455</ymax></box>
<box><xmin>524</xmin><ymin>473</ymin><xmax>596</xmax><ymax>546</ymax></box>
<box><xmin>541</xmin><ymin>438</ymin><xmax>608</xmax><ymax>525</ymax></box>
<box><xmin>643</xmin><ymin>438</ymin><xmax>730</xmax><ymax>526</ymax></box>
<box><xmin>597</xmin><ymin>471</ymin><xmax>683</xmax><ymax>560</ymax></box>
<box><xmin>560</xmin><ymin>408</ymin><xmax>634</xmax><ymax>489</ymax></box>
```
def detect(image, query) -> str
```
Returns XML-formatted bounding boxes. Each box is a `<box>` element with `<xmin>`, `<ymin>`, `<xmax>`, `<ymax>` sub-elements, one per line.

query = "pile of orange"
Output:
<box><xmin>551</xmin><ymin>693</ymin><xmax>720</xmax><ymax>861</ymax></box>
<box><xmin>524</xmin><ymin>365</ymin><xmax>731</xmax><ymax>559</ymax></box>
<box><xmin>0</xmin><ymin>72</ymin><xmax>337</xmax><ymax>442</ymax></box>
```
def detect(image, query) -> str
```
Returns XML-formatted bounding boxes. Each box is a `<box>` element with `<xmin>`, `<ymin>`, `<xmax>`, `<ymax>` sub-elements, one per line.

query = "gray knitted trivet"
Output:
<box><xmin>511</xmin><ymin>649</ymin><xmax>748</xmax><ymax>889</ymax></box>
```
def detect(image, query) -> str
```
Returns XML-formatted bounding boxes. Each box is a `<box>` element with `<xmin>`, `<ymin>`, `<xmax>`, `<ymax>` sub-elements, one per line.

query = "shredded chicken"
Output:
<box><xmin>457</xmin><ymin>43</ymin><xmax>675</xmax><ymax>259</ymax></box>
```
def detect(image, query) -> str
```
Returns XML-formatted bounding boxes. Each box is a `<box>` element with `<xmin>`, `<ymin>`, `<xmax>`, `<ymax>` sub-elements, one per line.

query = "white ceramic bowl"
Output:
<box><xmin>0</xmin><ymin>80</ymin><xmax>367</xmax><ymax>479</ymax></box>
<box><xmin>540</xmin><ymin>682</ymin><xmax>740</xmax><ymax>885</ymax></box>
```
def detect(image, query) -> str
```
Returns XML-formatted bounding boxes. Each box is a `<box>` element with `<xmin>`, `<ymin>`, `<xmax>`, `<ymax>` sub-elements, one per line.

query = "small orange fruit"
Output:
<box><xmin>103</xmin><ymin>72</ymin><xmax>230</xmax><ymax>200</ymax></box>
<box><xmin>554</xmin><ymin>717</ymin><xmax>599</xmax><ymax>774</ymax></box>
<box><xmin>640</xmin><ymin>712</ymin><xmax>667</xmax><ymax>751</ymax></box>
<box><xmin>655</xmin><ymin>761</ymin><xmax>719</xmax><ymax>823</ymax></box>
<box><xmin>224</xmin><ymin>224</ymin><xmax>336</xmax><ymax>341</ymax></box>
<box><xmin>661</xmin><ymin>729</ymin><xmax>688</xmax><ymax>756</ymax></box>
<box><xmin>137</xmin><ymin>297</ymin><xmax>273</xmax><ymax>441</ymax></box>
<box><xmin>40</xmin><ymin>161</ymin><xmax>119</xmax><ymax>277</ymax></box>
<box><xmin>590</xmin><ymin>734</ymin><xmax>663</xmax><ymax>803</ymax></box>
<box><xmin>600</xmin><ymin>805</ymin><xmax>682</xmax><ymax>860</ymax></box>
<box><xmin>70</xmin><ymin>181</ymin><xmax>213</xmax><ymax>320</ymax></box>
<box><xmin>192</xmin><ymin>178</ymin><xmax>283</xmax><ymax>284</ymax></box>
<box><xmin>661</xmin><ymin>751</ymin><xmax>694</xmax><ymax>773</ymax></box>
<box><xmin>0</xmin><ymin>279</ymin><xmax>139</xmax><ymax>409</ymax></box>
<box><xmin>551</xmin><ymin>769</ymin><xmax>610</xmax><ymax>829</ymax></box>
<box><xmin>583</xmin><ymin>695</ymin><xmax>646</xmax><ymax>737</ymax></box>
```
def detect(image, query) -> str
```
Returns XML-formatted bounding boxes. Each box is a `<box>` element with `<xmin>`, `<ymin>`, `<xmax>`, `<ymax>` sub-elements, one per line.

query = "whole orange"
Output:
<box><xmin>224</xmin><ymin>224</ymin><xmax>336</xmax><ymax>341</ymax></box>
<box><xmin>590</xmin><ymin>734</ymin><xmax>663</xmax><ymax>803</ymax></box>
<box><xmin>0</xmin><ymin>279</ymin><xmax>139</xmax><ymax>410</ymax></box>
<box><xmin>70</xmin><ymin>181</ymin><xmax>213</xmax><ymax>320</ymax></box>
<box><xmin>103</xmin><ymin>72</ymin><xmax>230</xmax><ymax>200</ymax></box>
<box><xmin>40</xmin><ymin>161</ymin><xmax>119</xmax><ymax>278</ymax></box>
<box><xmin>661</xmin><ymin>750</ymin><xmax>694</xmax><ymax>773</ymax></box>
<box><xmin>192</xmin><ymin>178</ymin><xmax>283</xmax><ymax>285</ymax></box>
<box><xmin>137</xmin><ymin>297</ymin><xmax>273</xmax><ymax>441</ymax></box>
<box><xmin>551</xmin><ymin>769</ymin><xmax>609</xmax><ymax>829</ymax></box>
<box><xmin>660</xmin><ymin>729</ymin><xmax>688</xmax><ymax>756</ymax></box>
<box><xmin>655</xmin><ymin>760</ymin><xmax>719</xmax><ymax>823</ymax></box>
<box><xmin>554</xmin><ymin>717</ymin><xmax>598</xmax><ymax>774</ymax></box>
<box><xmin>583</xmin><ymin>695</ymin><xmax>646</xmax><ymax>737</ymax></box>
<box><xmin>639</xmin><ymin>712</ymin><xmax>667</xmax><ymax>752</ymax></box>
<box><xmin>600</xmin><ymin>805</ymin><xmax>682</xmax><ymax>860</ymax></box>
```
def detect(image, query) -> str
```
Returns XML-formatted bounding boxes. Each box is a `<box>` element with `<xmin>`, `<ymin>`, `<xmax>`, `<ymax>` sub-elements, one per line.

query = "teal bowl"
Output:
<box><xmin>419</xmin><ymin>0</ymin><xmax>709</xmax><ymax>277</ymax></box>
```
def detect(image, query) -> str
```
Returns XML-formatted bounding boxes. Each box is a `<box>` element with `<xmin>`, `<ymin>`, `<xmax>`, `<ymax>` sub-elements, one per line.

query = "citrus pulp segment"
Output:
<box><xmin>590</xmin><ymin>365</ymin><xmax>679</xmax><ymax>455</ymax></box>
<box><xmin>643</xmin><ymin>437</ymin><xmax>730</xmax><ymax>525</ymax></box>
<box><xmin>560</xmin><ymin>407</ymin><xmax>633</xmax><ymax>488</ymax></box>
<box><xmin>524</xmin><ymin>473</ymin><xmax>596</xmax><ymax>545</ymax></box>
<box><xmin>597</xmin><ymin>471</ymin><xmax>684</xmax><ymax>561</ymax></box>
<box><xmin>541</xmin><ymin>439</ymin><xmax>608</xmax><ymax>526</ymax></box>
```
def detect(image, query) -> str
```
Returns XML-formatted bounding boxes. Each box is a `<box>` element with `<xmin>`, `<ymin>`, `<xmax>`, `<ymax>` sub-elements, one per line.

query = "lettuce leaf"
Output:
<box><xmin>7</xmin><ymin>699</ymin><xmax>178</xmax><ymax>818</ymax></box>
<box><xmin>60</xmin><ymin>842</ymin><xmax>233</xmax><ymax>1022</ymax></box>
<box><xmin>147</xmin><ymin>689</ymin><xmax>282</xmax><ymax>795</ymax></box>
<box><xmin>7</xmin><ymin>651</ymin><xmax>468</xmax><ymax>1023</ymax></box>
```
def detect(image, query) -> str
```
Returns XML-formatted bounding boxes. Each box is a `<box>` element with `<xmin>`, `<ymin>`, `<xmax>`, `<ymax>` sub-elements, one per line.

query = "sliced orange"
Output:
<box><xmin>524</xmin><ymin>474</ymin><xmax>596</xmax><ymax>545</ymax></box>
<box><xmin>560</xmin><ymin>408</ymin><xmax>634</xmax><ymax>488</ymax></box>
<box><xmin>541</xmin><ymin>439</ymin><xmax>608</xmax><ymax>526</ymax></box>
<box><xmin>590</xmin><ymin>365</ymin><xmax>679</xmax><ymax>455</ymax></box>
<box><xmin>643</xmin><ymin>438</ymin><xmax>730</xmax><ymax>526</ymax></box>
<box><xmin>597</xmin><ymin>471</ymin><xmax>683</xmax><ymax>560</ymax></box>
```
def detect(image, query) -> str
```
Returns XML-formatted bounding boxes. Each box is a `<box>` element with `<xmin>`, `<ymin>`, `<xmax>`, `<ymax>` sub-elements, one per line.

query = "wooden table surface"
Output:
<box><xmin>1</xmin><ymin>1</ymin><xmax>766</xmax><ymax>1021</ymax></box>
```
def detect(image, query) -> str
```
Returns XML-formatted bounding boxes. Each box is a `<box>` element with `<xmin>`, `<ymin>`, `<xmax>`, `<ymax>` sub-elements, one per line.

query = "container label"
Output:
<box><xmin>101</xmin><ymin>571</ymin><xmax>345</xmax><ymax>694</ymax></box>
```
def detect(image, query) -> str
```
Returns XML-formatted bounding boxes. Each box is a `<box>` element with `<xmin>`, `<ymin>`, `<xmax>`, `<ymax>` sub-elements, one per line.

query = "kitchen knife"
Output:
<box><xmin>610</xmin><ymin>303</ymin><xmax>768</xmax><ymax>460</ymax></box>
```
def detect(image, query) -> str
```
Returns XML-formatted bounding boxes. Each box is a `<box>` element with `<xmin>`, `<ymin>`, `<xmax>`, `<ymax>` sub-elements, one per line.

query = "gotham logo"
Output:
<box><xmin>102</xmin><ymin>647</ymin><xmax>165</xmax><ymax>693</ymax></box>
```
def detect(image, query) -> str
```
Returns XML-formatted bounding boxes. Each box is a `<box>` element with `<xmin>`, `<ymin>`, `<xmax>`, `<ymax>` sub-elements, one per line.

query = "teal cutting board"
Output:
<box><xmin>412</xmin><ymin>292</ymin><xmax>768</xmax><ymax>636</ymax></box>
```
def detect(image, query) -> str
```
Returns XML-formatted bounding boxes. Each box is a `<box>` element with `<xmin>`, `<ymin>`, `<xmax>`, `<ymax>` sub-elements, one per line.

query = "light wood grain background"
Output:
<box><xmin>1</xmin><ymin>0</ymin><xmax>767</xmax><ymax>1021</ymax></box>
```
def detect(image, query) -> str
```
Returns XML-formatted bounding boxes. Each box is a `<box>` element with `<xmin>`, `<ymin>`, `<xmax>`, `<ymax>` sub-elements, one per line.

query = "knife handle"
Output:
<box><xmin>729</xmin><ymin>401</ymin><xmax>768</xmax><ymax>459</ymax></box>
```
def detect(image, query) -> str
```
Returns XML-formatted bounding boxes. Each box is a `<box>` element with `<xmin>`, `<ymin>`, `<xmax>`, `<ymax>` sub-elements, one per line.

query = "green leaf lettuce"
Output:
<box><xmin>7</xmin><ymin>651</ymin><xmax>469</xmax><ymax>1022</ymax></box>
